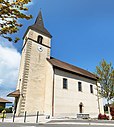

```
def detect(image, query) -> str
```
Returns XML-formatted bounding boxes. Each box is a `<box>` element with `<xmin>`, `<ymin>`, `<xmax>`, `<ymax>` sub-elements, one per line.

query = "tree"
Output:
<box><xmin>0</xmin><ymin>0</ymin><xmax>32</xmax><ymax>43</ymax></box>
<box><xmin>95</xmin><ymin>59</ymin><xmax>114</xmax><ymax>116</ymax></box>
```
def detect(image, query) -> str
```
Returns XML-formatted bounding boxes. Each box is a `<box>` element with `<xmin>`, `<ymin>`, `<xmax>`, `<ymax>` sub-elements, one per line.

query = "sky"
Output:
<box><xmin>0</xmin><ymin>0</ymin><xmax>114</xmax><ymax>101</ymax></box>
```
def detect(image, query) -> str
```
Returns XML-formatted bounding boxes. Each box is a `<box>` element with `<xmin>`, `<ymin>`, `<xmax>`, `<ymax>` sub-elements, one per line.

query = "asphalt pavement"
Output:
<box><xmin>0</xmin><ymin>119</ymin><xmax>114</xmax><ymax>127</ymax></box>
<box><xmin>0</xmin><ymin>122</ymin><xmax>113</xmax><ymax>127</ymax></box>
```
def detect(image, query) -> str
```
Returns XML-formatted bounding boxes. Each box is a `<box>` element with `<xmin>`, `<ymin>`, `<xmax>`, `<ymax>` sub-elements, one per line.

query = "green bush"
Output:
<box><xmin>5</xmin><ymin>107</ymin><xmax>12</xmax><ymax>113</ymax></box>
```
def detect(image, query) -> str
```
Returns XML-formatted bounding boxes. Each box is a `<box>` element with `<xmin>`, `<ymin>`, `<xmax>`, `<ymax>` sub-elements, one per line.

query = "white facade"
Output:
<box><xmin>54</xmin><ymin>69</ymin><xmax>103</xmax><ymax>118</ymax></box>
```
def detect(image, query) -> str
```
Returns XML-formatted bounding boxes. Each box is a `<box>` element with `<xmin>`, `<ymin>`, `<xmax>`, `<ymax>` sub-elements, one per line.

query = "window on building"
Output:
<box><xmin>63</xmin><ymin>78</ymin><xmax>68</xmax><ymax>89</ymax></box>
<box><xmin>78</xmin><ymin>82</ymin><xmax>82</xmax><ymax>92</ymax></box>
<box><xmin>90</xmin><ymin>85</ymin><xmax>93</xmax><ymax>93</ymax></box>
<box><xmin>37</xmin><ymin>35</ymin><xmax>43</xmax><ymax>44</ymax></box>
<box><xmin>79</xmin><ymin>102</ymin><xmax>83</xmax><ymax>113</ymax></box>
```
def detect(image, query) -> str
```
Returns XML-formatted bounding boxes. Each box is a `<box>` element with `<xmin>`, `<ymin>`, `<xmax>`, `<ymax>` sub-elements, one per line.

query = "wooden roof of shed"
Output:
<box><xmin>0</xmin><ymin>98</ymin><xmax>12</xmax><ymax>103</ymax></box>
<box><xmin>47</xmin><ymin>57</ymin><xmax>97</xmax><ymax>80</ymax></box>
<box><xmin>7</xmin><ymin>90</ymin><xmax>20</xmax><ymax>97</ymax></box>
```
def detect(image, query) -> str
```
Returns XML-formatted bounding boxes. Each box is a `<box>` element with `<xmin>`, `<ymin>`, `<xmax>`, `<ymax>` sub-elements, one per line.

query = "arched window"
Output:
<box><xmin>79</xmin><ymin>102</ymin><xmax>84</xmax><ymax>113</ymax></box>
<box><xmin>37</xmin><ymin>35</ymin><xmax>43</xmax><ymax>44</ymax></box>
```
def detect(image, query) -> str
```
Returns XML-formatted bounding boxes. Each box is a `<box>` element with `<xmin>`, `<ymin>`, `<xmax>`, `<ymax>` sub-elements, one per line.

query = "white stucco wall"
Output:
<box><xmin>44</xmin><ymin>61</ymin><xmax>53</xmax><ymax>116</ymax></box>
<box><xmin>53</xmin><ymin>68</ymin><xmax>104</xmax><ymax>118</ymax></box>
<box><xmin>16</xmin><ymin>29</ymin><xmax>52</xmax><ymax>115</ymax></box>
<box><xmin>24</xmin><ymin>35</ymin><xmax>51</xmax><ymax>115</ymax></box>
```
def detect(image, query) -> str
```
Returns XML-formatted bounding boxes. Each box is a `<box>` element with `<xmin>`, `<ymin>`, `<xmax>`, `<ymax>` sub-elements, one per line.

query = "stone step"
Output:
<box><xmin>25</xmin><ymin>55</ymin><xmax>31</xmax><ymax>57</ymax></box>
<box><xmin>25</xmin><ymin>62</ymin><xmax>30</xmax><ymax>64</ymax></box>
<box><xmin>25</xmin><ymin>61</ymin><xmax>30</xmax><ymax>64</ymax></box>
<box><xmin>27</xmin><ymin>44</ymin><xmax>32</xmax><ymax>47</ymax></box>
<box><xmin>26</xmin><ymin>50</ymin><xmax>31</xmax><ymax>52</ymax></box>
<box><xmin>25</xmin><ymin>63</ymin><xmax>30</xmax><ymax>66</ymax></box>
<box><xmin>28</xmin><ymin>44</ymin><xmax>32</xmax><ymax>46</ymax></box>
<box><xmin>22</xmin><ymin>91</ymin><xmax>27</xmax><ymax>93</ymax></box>
<box><xmin>21</xmin><ymin>104</ymin><xmax>25</xmax><ymax>107</ymax></box>
<box><xmin>25</xmin><ymin>53</ymin><xmax>31</xmax><ymax>56</ymax></box>
<box><xmin>23</xmin><ymin>72</ymin><xmax>29</xmax><ymax>75</ymax></box>
<box><xmin>26</xmin><ymin>52</ymin><xmax>31</xmax><ymax>54</ymax></box>
<box><xmin>21</xmin><ymin>101</ymin><xmax>25</xmax><ymax>104</ymax></box>
<box><xmin>21</xmin><ymin>99</ymin><xmax>26</xmax><ymax>102</ymax></box>
<box><xmin>20</xmin><ymin>111</ymin><xmax>24</xmax><ymax>114</ymax></box>
<box><xmin>24</xmin><ymin>67</ymin><xmax>29</xmax><ymax>69</ymax></box>
<box><xmin>23</xmin><ymin>76</ymin><xmax>28</xmax><ymax>79</ymax></box>
<box><xmin>24</xmin><ymin>68</ymin><xmax>29</xmax><ymax>70</ymax></box>
<box><xmin>22</xmin><ymin>82</ymin><xmax>28</xmax><ymax>84</ymax></box>
<box><xmin>23</xmin><ymin>81</ymin><xmax>28</xmax><ymax>84</ymax></box>
<box><xmin>20</xmin><ymin>108</ymin><xmax>25</xmax><ymax>111</ymax></box>
<box><xmin>24</xmin><ymin>64</ymin><xmax>29</xmax><ymax>67</ymax></box>
<box><xmin>23</xmin><ymin>80</ymin><xmax>28</xmax><ymax>83</ymax></box>
<box><xmin>26</xmin><ymin>45</ymin><xmax>31</xmax><ymax>47</ymax></box>
<box><xmin>22</xmin><ymin>87</ymin><xmax>27</xmax><ymax>90</ymax></box>
<box><xmin>24</xmin><ymin>75</ymin><xmax>29</xmax><ymax>78</ymax></box>
<box><xmin>22</xmin><ymin>89</ymin><xmax>27</xmax><ymax>92</ymax></box>
<box><xmin>24</xmin><ymin>64</ymin><xmax>30</xmax><ymax>67</ymax></box>
<box><xmin>24</xmin><ymin>68</ymin><xmax>29</xmax><ymax>71</ymax></box>
<box><xmin>26</xmin><ymin>49</ymin><xmax>31</xmax><ymax>51</ymax></box>
<box><xmin>24</xmin><ymin>72</ymin><xmax>29</xmax><ymax>75</ymax></box>
<box><xmin>22</xmin><ymin>88</ymin><xmax>27</xmax><ymax>90</ymax></box>
<box><xmin>23</xmin><ymin>82</ymin><xmax>28</xmax><ymax>85</ymax></box>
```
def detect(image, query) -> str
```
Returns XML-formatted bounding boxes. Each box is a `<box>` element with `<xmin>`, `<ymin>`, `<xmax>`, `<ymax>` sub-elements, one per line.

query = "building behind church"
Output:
<box><xmin>8</xmin><ymin>11</ymin><xmax>104</xmax><ymax>118</ymax></box>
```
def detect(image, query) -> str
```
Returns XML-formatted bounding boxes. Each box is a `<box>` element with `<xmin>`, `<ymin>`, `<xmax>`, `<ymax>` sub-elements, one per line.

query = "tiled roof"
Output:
<box><xmin>47</xmin><ymin>57</ymin><xmax>97</xmax><ymax>80</ymax></box>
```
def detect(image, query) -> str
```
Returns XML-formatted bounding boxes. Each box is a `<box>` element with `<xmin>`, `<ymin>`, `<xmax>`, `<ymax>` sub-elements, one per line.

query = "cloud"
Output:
<box><xmin>0</xmin><ymin>40</ymin><xmax>21</xmax><ymax>101</ymax></box>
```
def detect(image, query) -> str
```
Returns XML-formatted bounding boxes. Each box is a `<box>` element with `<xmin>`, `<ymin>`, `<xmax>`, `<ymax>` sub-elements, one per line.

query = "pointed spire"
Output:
<box><xmin>34</xmin><ymin>11</ymin><xmax>44</xmax><ymax>27</ymax></box>
<box><xmin>23</xmin><ymin>11</ymin><xmax>52</xmax><ymax>39</ymax></box>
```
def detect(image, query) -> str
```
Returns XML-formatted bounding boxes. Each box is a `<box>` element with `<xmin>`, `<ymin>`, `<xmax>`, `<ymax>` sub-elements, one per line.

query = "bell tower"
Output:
<box><xmin>15</xmin><ymin>11</ymin><xmax>52</xmax><ymax>116</ymax></box>
<box><xmin>23</xmin><ymin>10</ymin><xmax>52</xmax><ymax>59</ymax></box>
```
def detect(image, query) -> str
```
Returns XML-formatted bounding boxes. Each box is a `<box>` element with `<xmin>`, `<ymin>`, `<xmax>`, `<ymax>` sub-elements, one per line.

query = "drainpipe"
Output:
<box><xmin>96</xmin><ymin>80</ymin><xmax>100</xmax><ymax>114</ymax></box>
<box><xmin>52</xmin><ymin>68</ymin><xmax>55</xmax><ymax>117</ymax></box>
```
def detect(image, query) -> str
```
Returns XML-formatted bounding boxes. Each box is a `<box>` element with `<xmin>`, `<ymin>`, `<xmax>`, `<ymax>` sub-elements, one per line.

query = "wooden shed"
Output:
<box><xmin>0</xmin><ymin>98</ymin><xmax>12</xmax><ymax>108</ymax></box>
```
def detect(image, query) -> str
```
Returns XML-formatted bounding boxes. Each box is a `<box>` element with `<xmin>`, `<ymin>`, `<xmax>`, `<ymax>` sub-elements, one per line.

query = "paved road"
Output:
<box><xmin>0</xmin><ymin>119</ymin><xmax>114</xmax><ymax>127</ymax></box>
<box><xmin>0</xmin><ymin>123</ymin><xmax>113</xmax><ymax>127</ymax></box>
<box><xmin>48</xmin><ymin>119</ymin><xmax>114</xmax><ymax>124</ymax></box>
<box><xmin>0</xmin><ymin>122</ymin><xmax>114</xmax><ymax>127</ymax></box>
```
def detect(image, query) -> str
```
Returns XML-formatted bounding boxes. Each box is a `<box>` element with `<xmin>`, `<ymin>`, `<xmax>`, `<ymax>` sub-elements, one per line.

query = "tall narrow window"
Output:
<box><xmin>63</xmin><ymin>78</ymin><xmax>68</xmax><ymax>89</ymax></box>
<box><xmin>79</xmin><ymin>104</ymin><xmax>83</xmax><ymax>113</ymax></box>
<box><xmin>37</xmin><ymin>35</ymin><xmax>43</xmax><ymax>44</ymax></box>
<box><xmin>78</xmin><ymin>82</ymin><xmax>82</xmax><ymax>92</ymax></box>
<box><xmin>90</xmin><ymin>85</ymin><xmax>93</xmax><ymax>93</ymax></box>
<box><xmin>79</xmin><ymin>102</ymin><xmax>83</xmax><ymax>113</ymax></box>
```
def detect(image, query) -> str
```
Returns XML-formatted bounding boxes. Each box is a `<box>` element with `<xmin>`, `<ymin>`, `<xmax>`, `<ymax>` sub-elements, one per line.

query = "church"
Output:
<box><xmin>8</xmin><ymin>11</ymin><xmax>104</xmax><ymax>118</ymax></box>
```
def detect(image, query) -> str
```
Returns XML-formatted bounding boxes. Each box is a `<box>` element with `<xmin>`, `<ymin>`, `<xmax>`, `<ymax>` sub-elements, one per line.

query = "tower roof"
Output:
<box><xmin>34</xmin><ymin>11</ymin><xmax>44</xmax><ymax>27</ymax></box>
<box><xmin>23</xmin><ymin>11</ymin><xmax>52</xmax><ymax>39</ymax></box>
